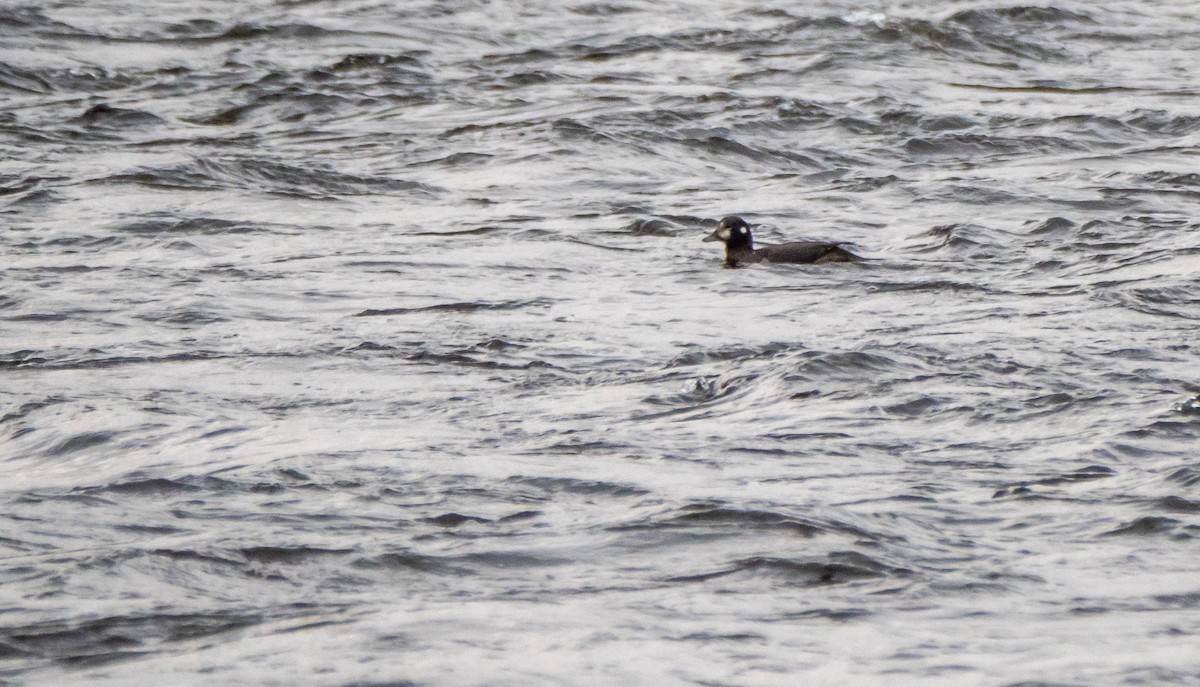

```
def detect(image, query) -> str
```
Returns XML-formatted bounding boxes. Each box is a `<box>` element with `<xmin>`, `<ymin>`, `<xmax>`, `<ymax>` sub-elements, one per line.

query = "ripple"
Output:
<box><xmin>97</xmin><ymin>157</ymin><xmax>439</xmax><ymax>199</ymax></box>
<box><xmin>0</xmin><ymin>611</ymin><xmax>265</xmax><ymax>668</ymax></box>
<box><xmin>1101</xmin><ymin>516</ymin><xmax>1183</xmax><ymax>538</ymax></box>
<box><xmin>71</xmin><ymin>104</ymin><xmax>165</xmax><ymax>130</ymax></box>
<box><xmin>45</xmin><ymin>431</ymin><xmax>116</xmax><ymax>456</ymax></box>
<box><xmin>669</xmin><ymin>553</ymin><xmax>907</xmax><ymax>586</ymax></box>
<box><xmin>354</xmin><ymin>299</ymin><xmax>554</xmax><ymax>316</ymax></box>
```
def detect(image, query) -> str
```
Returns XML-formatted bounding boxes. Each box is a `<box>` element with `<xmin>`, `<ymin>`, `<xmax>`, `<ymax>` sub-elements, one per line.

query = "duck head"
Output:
<box><xmin>702</xmin><ymin>215</ymin><xmax>754</xmax><ymax>250</ymax></box>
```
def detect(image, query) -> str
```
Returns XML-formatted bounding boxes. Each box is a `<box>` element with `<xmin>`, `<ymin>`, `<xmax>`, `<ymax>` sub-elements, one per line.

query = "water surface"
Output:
<box><xmin>3</xmin><ymin>1</ymin><xmax>1200</xmax><ymax>685</ymax></box>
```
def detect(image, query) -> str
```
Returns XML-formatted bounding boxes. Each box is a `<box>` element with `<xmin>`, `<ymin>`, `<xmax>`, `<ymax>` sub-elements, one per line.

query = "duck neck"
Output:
<box><xmin>725</xmin><ymin>232</ymin><xmax>753</xmax><ymax>252</ymax></box>
<box><xmin>723</xmin><ymin>244</ymin><xmax>756</xmax><ymax>268</ymax></box>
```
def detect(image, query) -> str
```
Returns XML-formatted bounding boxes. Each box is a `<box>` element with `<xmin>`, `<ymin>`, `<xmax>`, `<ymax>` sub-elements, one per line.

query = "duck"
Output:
<box><xmin>703</xmin><ymin>215</ymin><xmax>861</xmax><ymax>268</ymax></box>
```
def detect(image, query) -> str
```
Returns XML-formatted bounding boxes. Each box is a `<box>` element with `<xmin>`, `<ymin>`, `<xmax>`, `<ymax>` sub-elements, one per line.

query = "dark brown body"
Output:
<box><xmin>703</xmin><ymin>216</ymin><xmax>861</xmax><ymax>268</ymax></box>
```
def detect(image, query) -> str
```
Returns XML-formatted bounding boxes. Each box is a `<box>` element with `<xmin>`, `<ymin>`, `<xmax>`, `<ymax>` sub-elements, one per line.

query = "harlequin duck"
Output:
<box><xmin>703</xmin><ymin>215</ymin><xmax>861</xmax><ymax>268</ymax></box>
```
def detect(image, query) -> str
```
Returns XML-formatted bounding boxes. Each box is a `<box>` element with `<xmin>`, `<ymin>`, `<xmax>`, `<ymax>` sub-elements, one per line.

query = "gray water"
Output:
<box><xmin>3</xmin><ymin>1</ymin><xmax>1200</xmax><ymax>685</ymax></box>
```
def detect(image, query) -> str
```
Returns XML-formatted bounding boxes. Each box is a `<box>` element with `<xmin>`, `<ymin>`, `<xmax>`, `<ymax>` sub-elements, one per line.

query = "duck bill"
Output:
<box><xmin>702</xmin><ymin>228</ymin><xmax>722</xmax><ymax>242</ymax></box>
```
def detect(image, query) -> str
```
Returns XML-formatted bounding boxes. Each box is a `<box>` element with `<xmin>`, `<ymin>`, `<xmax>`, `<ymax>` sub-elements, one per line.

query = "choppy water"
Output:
<box><xmin>3</xmin><ymin>1</ymin><xmax>1200</xmax><ymax>684</ymax></box>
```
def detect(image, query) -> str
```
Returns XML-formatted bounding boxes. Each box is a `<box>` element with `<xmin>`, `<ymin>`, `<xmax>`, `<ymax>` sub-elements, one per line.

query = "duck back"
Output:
<box><xmin>757</xmin><ymin>241</ymin><xmax>860</xmax><ymax>264</ymax></box>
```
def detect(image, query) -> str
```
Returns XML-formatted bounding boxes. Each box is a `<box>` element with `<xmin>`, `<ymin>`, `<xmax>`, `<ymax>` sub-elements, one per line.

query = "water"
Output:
<box><xmin>3</xmin><ymin>0</ymin><xmax>1200</xmax><ymax>684</ymax></box>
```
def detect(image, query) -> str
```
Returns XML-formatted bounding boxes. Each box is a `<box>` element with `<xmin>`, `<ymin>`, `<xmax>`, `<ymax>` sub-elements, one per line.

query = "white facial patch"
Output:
<box><xmin>718</xmin><ymin>227</ymin><xmax>732</xmax><ymax>240</ymax></box>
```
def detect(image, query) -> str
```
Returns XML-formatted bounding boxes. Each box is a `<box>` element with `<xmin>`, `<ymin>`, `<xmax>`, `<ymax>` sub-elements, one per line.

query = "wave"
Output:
<box><xmin>96</xmin><ymin>157</ymin><xmax>439</xmax><ymax>199</ymax></box>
